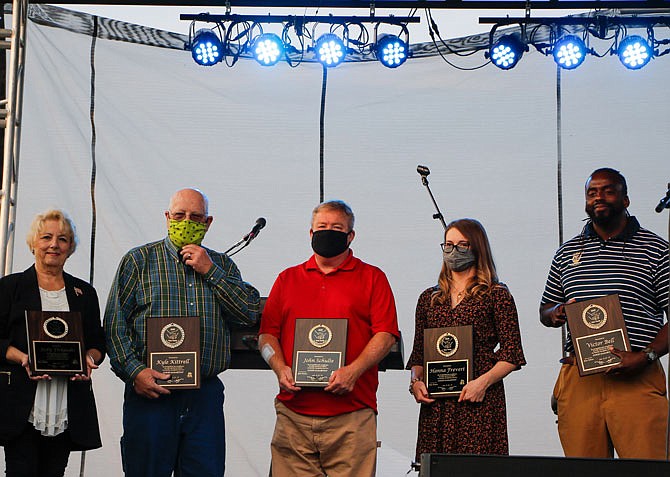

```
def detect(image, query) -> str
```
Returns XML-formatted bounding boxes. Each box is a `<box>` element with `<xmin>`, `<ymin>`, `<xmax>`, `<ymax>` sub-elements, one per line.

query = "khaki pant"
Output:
<box><xmin>553</xmin><ymin>360</ymin><xmax>668</xmax><ymax>459</ymax></box>
<box><xmin>270</xmin><ymin>400</ymin><xmax>377</xmax><ymax>477</ymax></box>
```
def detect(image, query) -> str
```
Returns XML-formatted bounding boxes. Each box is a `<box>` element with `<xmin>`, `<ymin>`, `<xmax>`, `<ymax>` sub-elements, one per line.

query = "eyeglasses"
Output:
<box><xmin>169</xmin><ymin>212</ymin><xmax>207</xmax><ymax>223</ymax></box>
<box><xmin>440</xmin><ymin>242</ymin><xmax>471</xmax><ymax>253</ymax></box>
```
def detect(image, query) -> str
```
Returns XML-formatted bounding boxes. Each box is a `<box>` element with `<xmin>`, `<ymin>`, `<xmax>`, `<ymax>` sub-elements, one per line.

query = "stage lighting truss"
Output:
<box><xmin>480</xmin><ymin>15</ymin><xmax>670</xmax><ymax>71</ymax></box>
<box><xmin>182</xmin><ymin>12</ymin><xmax>419</xmax><ymax>69</ymax></box>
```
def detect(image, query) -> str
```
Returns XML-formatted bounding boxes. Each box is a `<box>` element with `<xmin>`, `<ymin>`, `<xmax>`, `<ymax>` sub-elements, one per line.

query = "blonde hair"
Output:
<box><xmin>26</xmin><ymin>209</ymin><xmax>78</xmax><ymax>256</ymax></box>
<box><xmin>432</xmin><ymin>218</ymin><xmax>498</xmax><ymax>306</ymax></box>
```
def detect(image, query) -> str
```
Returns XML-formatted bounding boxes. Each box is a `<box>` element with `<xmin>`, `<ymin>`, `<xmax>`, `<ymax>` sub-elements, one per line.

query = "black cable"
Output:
<box><xmin>283</xmin><ymin>21</ymin><xmax>306</xmax><ymax>68</ymax></box>
<box><xmin>424</xmin><ymin>9</ymin><xmax>490</xmax><ymax>71</ymax></box>
<box><xmin>429</xmin><ymin>32</ymin><xmax>491</xmax><ymax>71</ymax></box>
<box><xmin>556</xmin><ymin>64</ymin><xmax>567</xmax><ymax>358</ymax></box>
<box><xmin>319</xmin><ymin>64</ymin><xmax>327</xmax><ymax>203</ymax></box>
<box><xmin>426</xmin><ymin>8</ymin><xmax>479</xmax><ymax>58</ymax></box>
<box><xmin>556</xmin><ymin>65</ymin><xmax>564</xmax><ymax>249</ymax></box>
<box><xmin>81</xmin><ymin>15</ymin><xmax>98</xmax><ymax>477</ymax></box>
<box><xmin>88</xmin><ymin>16</ymin><xmax>98</xmax><ymax>288</ymax></box>
<box><xmin>224</xmin><ymin>21</ymin><xmax>252</xmax><ymax>67</ymax></box>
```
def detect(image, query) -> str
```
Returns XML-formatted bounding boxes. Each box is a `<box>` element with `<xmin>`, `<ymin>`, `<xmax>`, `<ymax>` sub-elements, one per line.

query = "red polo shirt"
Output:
<box><xmin>259</xmin><ymin>251</ymin><xmax>399</xmax><ymax>416</ymax></box>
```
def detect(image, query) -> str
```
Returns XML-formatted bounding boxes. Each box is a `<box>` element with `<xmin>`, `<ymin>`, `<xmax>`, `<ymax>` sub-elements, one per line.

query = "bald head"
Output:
<box><xmin>165</xmin><ymin>188</ymin><xmax>213</xmax><ymax>228</ymax></box>
<box><xmin>169</xmin><ymin>188</ymin><xmax>209</xmax><ymax>215</ymax></box>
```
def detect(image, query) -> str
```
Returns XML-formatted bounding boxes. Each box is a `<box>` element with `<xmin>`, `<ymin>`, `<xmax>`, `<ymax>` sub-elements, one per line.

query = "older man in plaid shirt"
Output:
<box><xmin>104</xmin><ymin>188</ymin><xmax>260</xmax><ymax>477</ymax></box>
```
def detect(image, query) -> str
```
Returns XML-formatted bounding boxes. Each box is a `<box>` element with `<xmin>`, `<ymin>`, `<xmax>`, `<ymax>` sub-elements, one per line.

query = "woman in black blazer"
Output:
<box><xmin>0</xmin><ymin>209</ymin><xmax>105</xmax><ymax>477</ymax></box>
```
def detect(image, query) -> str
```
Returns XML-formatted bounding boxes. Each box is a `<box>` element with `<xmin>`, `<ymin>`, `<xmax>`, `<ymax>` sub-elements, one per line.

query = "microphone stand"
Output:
<box><xmin>225</xmin><ymin>229</ymin><xmax>262</xmax><ymax>257</ymax></box>
<box><xmin>224</xmin><ymin>236</ymin><xmax>249</xmax><ymax>257</ymax></box>
<box><xmin>411</xmin><ymin>165</ymin><xmax>448</xmax><ymax>473</ymax></box>
<box><xmin>417</xmin><ymin>165</ymin><xmax>448</xmax><ymax>231</ymax></box>
<box><xmin>658</xmin><ymin>183</ymin><xmax>670</xmax><ymax>461</ymax></box>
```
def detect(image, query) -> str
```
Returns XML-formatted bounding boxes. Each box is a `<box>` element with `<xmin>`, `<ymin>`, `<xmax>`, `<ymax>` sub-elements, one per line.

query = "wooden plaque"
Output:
<box><xmin>424</xmin><ymin>325</ymin><xmax>473</xmax><ymax>397</ymax></box>
<box><xmin>147</xmin><ymin>316</ymin><xmax>200</xmax><ymax>389</ymax></box>
<box><xmin>292</xmin><ymin>318</ymin><xmax>348</xmax><ymax>387</ymax></box>
<box><xmin>25</xmin><ymin>311</ymin><xmax>86</xmax><ymax>376</ymax></box>
<box><xmin>565</xmin><ymin>294</ymin><xmax>630</xmax><ymax>376</ymax></box>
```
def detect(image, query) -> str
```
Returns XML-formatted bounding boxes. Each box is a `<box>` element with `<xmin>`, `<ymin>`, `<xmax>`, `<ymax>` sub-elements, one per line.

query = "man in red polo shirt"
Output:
<box><xmin>258</xmin><ymin>200</ymin><xmax>399</xmax><ymax>477</ymax></box>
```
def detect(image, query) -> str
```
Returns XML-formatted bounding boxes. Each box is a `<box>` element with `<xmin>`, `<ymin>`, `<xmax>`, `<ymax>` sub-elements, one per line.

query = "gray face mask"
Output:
<box><xmin>443</xmin><ymin>249</ymin><xmax>476</xmax><ymax>272</ymax></box>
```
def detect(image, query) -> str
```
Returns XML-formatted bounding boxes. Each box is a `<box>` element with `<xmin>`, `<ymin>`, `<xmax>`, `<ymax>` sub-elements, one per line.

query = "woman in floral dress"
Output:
<box><xmin>407</xmin><ymin>218</ymin><xmax>526</xmax><ymax>459</ymax></box>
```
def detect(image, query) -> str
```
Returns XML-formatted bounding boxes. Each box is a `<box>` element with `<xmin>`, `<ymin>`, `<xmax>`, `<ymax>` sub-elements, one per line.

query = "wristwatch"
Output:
<box><xmin>642</xmin><ymin>346</ymin><xmax>658</xmax><ymax>363</ymax></box>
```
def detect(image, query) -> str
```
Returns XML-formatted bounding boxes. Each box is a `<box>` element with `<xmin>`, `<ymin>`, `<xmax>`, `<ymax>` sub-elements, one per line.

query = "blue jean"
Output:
<box><xmin>121</xmin><ymin>377</ymin><xmax>226</xmax><ymax>477</ymax></box>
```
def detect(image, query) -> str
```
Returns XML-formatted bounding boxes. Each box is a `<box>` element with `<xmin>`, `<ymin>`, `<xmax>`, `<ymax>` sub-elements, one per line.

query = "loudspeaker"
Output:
<box><xmin>419</xmin><ymin>453</ymin><xmax>670</xmax><ymax>477</ymax></box>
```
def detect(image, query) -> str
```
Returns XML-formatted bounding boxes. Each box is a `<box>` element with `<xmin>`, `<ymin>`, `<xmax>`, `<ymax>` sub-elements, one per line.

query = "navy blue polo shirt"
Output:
<box><xmin>542</xmin><ymin>216</ymin><xmax>669</xmax><ymax>352</ymax></box>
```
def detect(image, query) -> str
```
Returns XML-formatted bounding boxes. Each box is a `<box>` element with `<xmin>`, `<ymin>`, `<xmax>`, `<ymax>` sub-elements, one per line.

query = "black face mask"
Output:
<box><xmin>311</xmin><ymin>230</ymin><xmax>350</xmax><ymax>258</ymax></box>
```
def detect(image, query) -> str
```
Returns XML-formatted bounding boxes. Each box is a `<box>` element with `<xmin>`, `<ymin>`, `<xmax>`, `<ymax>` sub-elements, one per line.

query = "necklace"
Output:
<box><xmin>454</xmin><ymin>288</ymin><xmax>466</xmax><ymax>302</ymax></box>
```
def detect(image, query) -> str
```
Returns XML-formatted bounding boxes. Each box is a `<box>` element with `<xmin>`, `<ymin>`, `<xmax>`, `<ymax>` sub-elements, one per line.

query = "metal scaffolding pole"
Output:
<box><xmin>0</xmin><ymin>0</ymin><xmax>27</xmax><ymax>277</ymax></box>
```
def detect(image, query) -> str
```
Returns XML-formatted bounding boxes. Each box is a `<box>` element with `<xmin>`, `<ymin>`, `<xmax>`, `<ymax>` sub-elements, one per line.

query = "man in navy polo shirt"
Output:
<box><xmin>540</xmin><ymin>167</ymin><xmax>669</xmax><ymax>459</ymax></box>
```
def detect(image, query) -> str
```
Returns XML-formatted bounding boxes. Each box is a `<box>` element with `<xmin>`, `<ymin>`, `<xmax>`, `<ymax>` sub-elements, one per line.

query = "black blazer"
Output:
<box><xmin>0</xmin><ymin>266</ymin><xmax>105</xmax><ymax>450</ymax></box>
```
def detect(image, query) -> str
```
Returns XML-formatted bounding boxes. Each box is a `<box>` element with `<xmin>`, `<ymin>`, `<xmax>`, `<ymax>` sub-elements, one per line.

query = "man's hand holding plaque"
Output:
<box><xmin>292</xmin><ymin>318</ymin><xmax>348</xmax><ymax>387</ymax></box>
<box><xmin>423</xmin><ymin>325</ymin><xmax>473</xmax><ymax>397</ymax></box>
<box><xmin>25</xmin><ymin>311</ymin><xmax>86</xmax><ymax>376</ymax></box>
<box><xmin>147</xmin><ymin>316</ymin><xmax>200</xmax><ymax>389</ymax></box>
<box><xmin>564</xmin><ymin>294</ymin><xmax>630</xmax><ymax>376</ymax></box>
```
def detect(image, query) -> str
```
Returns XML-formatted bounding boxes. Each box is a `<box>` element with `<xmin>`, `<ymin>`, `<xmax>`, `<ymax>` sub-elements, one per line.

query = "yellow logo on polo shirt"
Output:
<box><xmin>571</xmin><ymin>251</ymin><xmax>582</xmax><ymax>266</ymax></box>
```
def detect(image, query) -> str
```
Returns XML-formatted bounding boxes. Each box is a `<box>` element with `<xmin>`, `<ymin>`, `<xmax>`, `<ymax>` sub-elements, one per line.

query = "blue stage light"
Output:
<box><xmin>315</xmin><ymin>34</ymin><xmax>346</xmax><ymax>67</ymax></box>
<box><xmin>191</xmin><ymin>29</ymin><xmax>223</xmax><ymax>66</ymax></box>
<box><xmin>488</xmin><ymin>34</ymin><xmax>527</xmax><ymax>70</ymax></box>
<box><xmin>553</xmin><ymin>35</ymin><xmax>587</xmax><ymax>70</ymax></box>
<box><xmin>376</xmin><ymin>35</ymin><xmax>408</xmax><ymax>68</ymax></box>
<box><xmin>252</xmin><ymin>33</ymin><xmax>284</xmax><ymax>66</ymax></box>
<box><xmin>618</xmin><ymin>35</ymin><xmax>652</xmax><ymax>70</ymax></box>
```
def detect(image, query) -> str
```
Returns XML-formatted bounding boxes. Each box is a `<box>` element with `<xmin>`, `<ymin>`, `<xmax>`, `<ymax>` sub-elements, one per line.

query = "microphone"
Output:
<box><xmin>417</xmin><ymin>165</ymin><xmax>430</xmax><ymax>177</ymax></box>
<box><xmin>244</xmin><ymin>217</ymin><xmax>267</xmax><ymax>242</ymax></box>
<box><xmin>654</xmin><ymin>184</ymin><xmax>670</xmax><ymax>213</ymax></box>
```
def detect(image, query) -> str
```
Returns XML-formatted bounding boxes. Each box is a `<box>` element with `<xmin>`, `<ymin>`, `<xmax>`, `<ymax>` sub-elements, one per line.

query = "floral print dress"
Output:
<box><xmin>406</xmin><ymin>284</ymin><xmax>526</xmax><ymax>459</ymax></box>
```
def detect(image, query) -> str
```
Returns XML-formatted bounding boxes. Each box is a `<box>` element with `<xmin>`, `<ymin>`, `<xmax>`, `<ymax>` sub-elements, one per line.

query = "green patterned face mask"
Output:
<box><xmin>168</xmin><ymin>219</ymin><xmax>208</xmax><ymax>248</ymax></box>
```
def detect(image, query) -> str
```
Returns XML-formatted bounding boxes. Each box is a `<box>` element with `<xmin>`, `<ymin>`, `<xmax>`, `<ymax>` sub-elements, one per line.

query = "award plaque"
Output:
<box><xmin>424</xmin><ymin>325</ymin><xmax>473</xmax><ymax>397</ymax></box>
<box><xmin>292</xmin><ymin>318</ymin><xmax>348</xmax><ymax>387</ymax></box>
<box><xmin>25</xmin><ymin>311</ymin><xmax>86</xmax><ymax>376</ymax></box>
<box><xmin>147</xmin><ymin>316</ymin><xmax>200</xmax><ymax>389</ymax></box>
<box><xmin>565</xmin><ymin>294</ymin><xmax>630</xmax><ymax>376</ymax></box>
